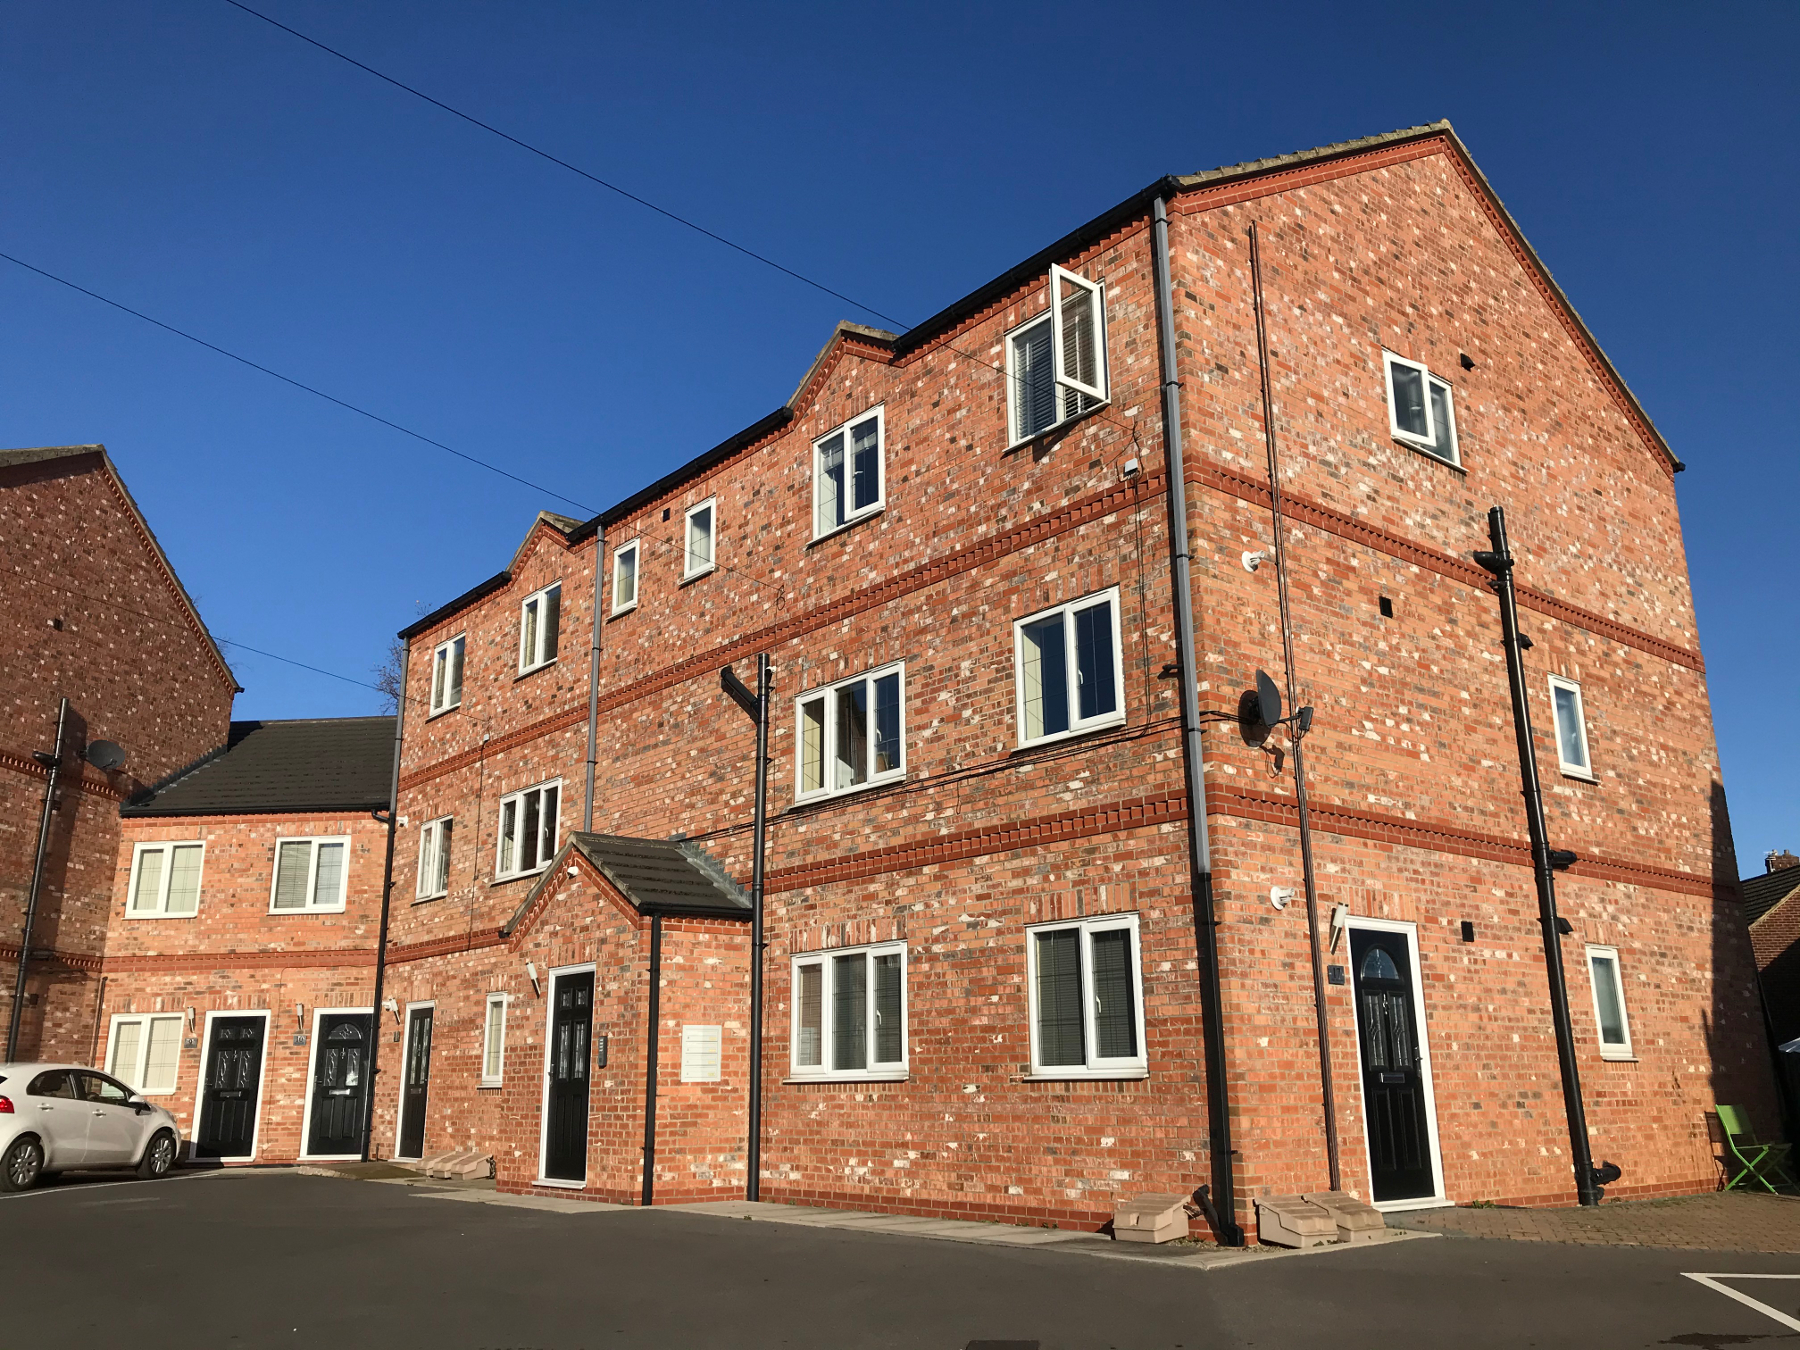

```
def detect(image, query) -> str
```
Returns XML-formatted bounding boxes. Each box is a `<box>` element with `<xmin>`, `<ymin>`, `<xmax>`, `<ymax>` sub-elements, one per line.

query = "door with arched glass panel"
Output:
<box><xmin>306</xmin><ymin>1012</ymin><xmax>370</xmax><ymax>1157</ymax></box>
<box><xmin>1349</xmin><ymin>926</ymin><xmax>1438</xmax><ymax>1202</ymax></box>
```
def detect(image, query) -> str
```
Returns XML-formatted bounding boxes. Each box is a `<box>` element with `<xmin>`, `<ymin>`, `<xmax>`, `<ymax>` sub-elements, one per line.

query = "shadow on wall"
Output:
<box><xmin>7</xmin><ymin>702</ymin><xmax>85</xmax><ymax>1059</ymax></box>
<box><xmin>1706</xmin><ymin>780</ymin><xmax>1782</xmax><ymax>1150</ymax></box>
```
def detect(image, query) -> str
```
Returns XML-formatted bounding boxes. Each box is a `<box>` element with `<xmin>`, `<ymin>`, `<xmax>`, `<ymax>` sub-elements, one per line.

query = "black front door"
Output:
<box><xmin>543</xmin><ymin>972</ymin><xmax>594</xmax><ymax>1181</ymax></box>
<box><xmin>196</xmin><ymin>1015</ymin><xmax>266</xmax><ymax>1160</ymax></box>
<box><xmin>397</xmin><ymin>1006</ymin><xmax>433</xmax><ymax>1159</ymax></box>
<box><xmin>1351</xmin><ymin>927</ymin><xmax>1436</xmax><ymax>1202</ymax></box>
<box><xmin>306</xmin><ymin>1013</ymin><xmax>371</xmax><ymax>1157</ymax></box>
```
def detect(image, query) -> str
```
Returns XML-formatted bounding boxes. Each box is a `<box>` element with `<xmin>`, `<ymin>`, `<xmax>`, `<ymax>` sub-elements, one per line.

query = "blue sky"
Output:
<box><xmin>3</xmin><ymin>2</ymin><xmax>1795</xmax><ymax>869</ymax></box>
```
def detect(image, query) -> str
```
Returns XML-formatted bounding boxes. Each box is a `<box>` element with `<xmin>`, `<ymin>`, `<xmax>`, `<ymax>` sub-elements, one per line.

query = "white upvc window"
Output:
<box><xmin>1026</xmin><ymin>914</ymin><xmax>1147</xmax><ymax>1078</ymax></box>
<box><xmin>1382</xmin><ymin>351</ymin><xmax>1460</xmax><ymax>466</ymax></box>
<box><xmin>789</xmin><ymin>942</ymin><xmax>907</xmax><ymax>1080</ymax></box>
<box><xmin>270</xmin><ymin>836</ymin><xmax>351</xmax><ymax>913</ymax></box>
<box><xmin>416</xmin><ymin>817</ymin><xmax>453</xmax><ymax>900</ymax></box>
<box><xmin>1006</xmin><ymin>265</ymin><xmax>1109</xmax><ymax>445</ymax></box>
<box><xmin>611</xmin><ymin>540</ymin><xmax>639</xmax><ymax>615</ymax></box>
<box><xmin>794</xmin><ymin>662</ymin><xmax>905</xmax><ymax>802</ymax></box>
<box><xmin>518</xmin><ymin>582</ymin><xmax>562</xmax><ymax>674</ymax></box>
<box><xmin>481</xmin><ymin>993</ymin><xmax>508</xmax><ymax>1086</ymax></box>
<box><xmin>1586</xmin><ymin>945</ymin><xmax>1634</xmax><ymax>1060</ymax></box>
<box><xmin>812</xmin><ymin>407</ymin><xmax>884</xmax><ymax>539</ymax></box>
<box><xmin>105</xmin><ymin>1013</ymin><xmax>183</xmax><ymax>1095</ymax></box>
<box><xmin>683</xmin><ymin>499</ymin><xmax>717</xmax><ymax>580</ymax></box>
<box><xmin>126</xmin><ymin>841</ymin><xmax>205</xmax><ymax>918</ymax></box>
<box><xmin>496</xmin><ymin>780</ymin><xmax>560</xmax><ymax>879</ymax></box>
<box><xmin>429</xmin><ymin>634</ymin><xmax>465</xmax><ymax>716</ymax></box>
<box><xmin>1548</xmin><ymin>675</ymin><xmax>1594</xmax><ymax>779</ymax></box>
<box><xmin>1013</xmin><ymin>588</ymin><xmax>1125</xmax><ymax>747</ymax></box>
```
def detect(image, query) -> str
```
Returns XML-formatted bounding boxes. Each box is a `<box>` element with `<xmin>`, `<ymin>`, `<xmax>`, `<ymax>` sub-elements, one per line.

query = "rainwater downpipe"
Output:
<box><xmin>1151</xmin><ymin>194</ymin><xmax>1243</xmax><ymax>1246</ymax></box>
<box><xmin>584</xmin><ymin>526</ymin><xmax>606</xmax><ymax>831</ymax></box>
<box><xmin>1247</xmin><ymin>222</ymin><xmax>1342</xmax><ymax>1191</ymax></box>
<box><xmin>7</xmin><ymin>697</ymin><xmax>70</xmax><ymax>1062</ymax></box>
<box><xmin>361</xmin><ymin>644</ymin><xmax>408</xmax><ymax>1161</ymax></box>
<box><xmin>641</xmin><ymin>912</ymin><xmax>663</xmax><ymax>1206</ymax></box>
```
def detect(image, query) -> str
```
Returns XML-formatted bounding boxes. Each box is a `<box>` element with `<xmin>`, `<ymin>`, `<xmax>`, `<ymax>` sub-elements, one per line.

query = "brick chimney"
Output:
<box><xmin>1767</xmin><ymin>850</ymin><xmax>1800</xmax><ymax>874</ymax></box>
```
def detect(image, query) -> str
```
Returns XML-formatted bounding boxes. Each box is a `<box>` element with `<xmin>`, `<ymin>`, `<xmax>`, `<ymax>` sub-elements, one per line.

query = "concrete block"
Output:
<box><xmin>1255</xmin><ymin>1195</ymin><xmax>1337</xmax><ymax>1248</ymax></box>
<box><xmin>1113</xmin><ymin>1193</ymin><xmax>1191</xmax><ymax>1243</ymax></box>
<box><xmin>1302</xmin><ymin>1190</ymin><xmax>1386</xmax><ymax>1243</ymax></box>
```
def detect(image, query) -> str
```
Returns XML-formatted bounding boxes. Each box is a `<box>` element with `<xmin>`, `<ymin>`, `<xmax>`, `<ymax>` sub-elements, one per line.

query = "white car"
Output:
<box><xmin>0</xmin><ymin>1063</ymin><xmax>181</xmax><ymax>1191</ymax></box>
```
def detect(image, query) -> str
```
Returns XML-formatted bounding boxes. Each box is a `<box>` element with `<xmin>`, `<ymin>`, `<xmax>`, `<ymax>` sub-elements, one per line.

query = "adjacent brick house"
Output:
<box><xmin>0</xmin><ymin>445</ymin><xmax>237</xmax><ymax>1060</ymax></box>
<box><xmin>1742</xmin><ymin>851</ymin><xmax>1800</xmax><ymax>1049</ymax></box>
<box><xmin>359</xmin><ymin>121</ymin><xmax>1773</xmax><ymax>1231</ymax></box>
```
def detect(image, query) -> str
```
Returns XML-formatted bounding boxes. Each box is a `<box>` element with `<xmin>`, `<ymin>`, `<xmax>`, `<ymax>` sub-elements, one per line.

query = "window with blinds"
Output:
<box><xmin>1382</xmin><ymin>351</ymin><xmax>1460</xmax><ymax>466</ymax></box>
<box><xmin>1586</xmin><ymin>946</ymin><xmax>1634</xmax><ymax>1060</ymax></box>
<box><xmin>683</xmin><ymin>499</ymin><xmax>717</xmax><ymax>579</ymax></box>
<box><xmin>429</xmin><ymin>634</ymin><xmax>465</xmax><ymax>716</ymax></box>
<box><xmin>1028</xmin><ymin>916</ymin><xmax>1145</xmax><ymax>1076</ymax></box>
<box><xmin>417</xmin><ymin>817</ymin><xmax>453</xmax><ymax>899</ymax></box>
<box><xmin>481</xmin><ymin>993</ymin><xmax>507</xmax><ymax>1085</ymax></box>
<box><xmin>106</xmin><ymin>1013</ymin><xmax>183</xmax><ymax>1094</ymax></box>
<box><xmin>790</xmin><ymin>942</ymin><xmax>906</xmax><ymax>1079</ymax></box>
<box><xmin>496</xmin><ymin>781</ymin><xmax>560</xmax><ymax>879</ymax></box>
<box><xmin>612</xmin><ymin>540</ymin><xmax>640</xmax><ymax>614</ymax></box>
<box><xmin>1006</xmin><ymin>266</ymin><xmax>1109</xmax><ymax>445</ymax></box>
<box><xmin>795</xmin><ymin>662</ymin><xmax>905</xmax><ymax>802</ymax></box>
<box><xmin>1014</xmin><ymin>588</ymin><xmax>1125</xmax><ymax>748</ymax></box>
<box><xmin>518</xmin><ymin>582</ymin><xmax>562</xmax><ymax>673</ymax></box>
<box><xmin>268</xmin><ymin>836</ymin><xmax>350</xmax><ymax>913</ymax></box>
<box><xmin>812</xmin><ymin>407</ymin><xmax>884</xmax><ymax>539</ymax></box>
<box><xmin>126</xmin><ymin>841</ymin><xmax>205</xmax><ymax>917</ymax></box>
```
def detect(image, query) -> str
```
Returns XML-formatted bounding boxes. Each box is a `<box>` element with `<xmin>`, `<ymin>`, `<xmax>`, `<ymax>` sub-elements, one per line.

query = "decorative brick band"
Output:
<box><xmin>0</xmin><ymin>942</ymin><xmax>102</xmax><ymax>973</ymax></box>
<box><xmin>385</xmin><ymin>929</ymin><xmax>507</xmax><ymax>966</ymax></box>
<box><xmin>0</xmin><ymin>749</ymin><xmax>127</xmax><ymax>801</ymax></box>
<box><xmin>97</xmin><ymin>948</ymin><xmax>375</xmax><ymax>976</ymax></box>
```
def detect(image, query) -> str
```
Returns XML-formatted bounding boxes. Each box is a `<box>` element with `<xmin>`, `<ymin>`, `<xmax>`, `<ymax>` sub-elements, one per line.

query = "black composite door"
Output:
<box><xmin>543</xmin><ymin>971</ymin><xmax>594</xmax><ymax>1182</ymax></box>
<box><xmin>397</xmin><ymin>1007</ymin><xmax>434</xmax><ymax>1159</ymax></box>
<box><xmin>1350</xmin><ymin>927</ymin><xmax>1437</xmax><ymax>1203</ymax></box>
<box><xmin>306</xmin><ymin>1013</ymin><xmax>371</xmax><ymax>1157</ymax></box>
<box><xmin>196</xmin><ymin>1016</ymin><xmax>266</xmax><ymax>1160</ymax></box>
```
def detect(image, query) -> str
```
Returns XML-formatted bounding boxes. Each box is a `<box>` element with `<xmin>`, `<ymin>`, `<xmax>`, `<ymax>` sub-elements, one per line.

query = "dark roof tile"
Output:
<box><xmin>123</xmin><ymin>717</ymin><xmax>394</xmax><ymax>816</ymax></box>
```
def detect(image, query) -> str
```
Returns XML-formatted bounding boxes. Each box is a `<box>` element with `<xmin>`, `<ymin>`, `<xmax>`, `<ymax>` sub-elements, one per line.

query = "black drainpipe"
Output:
<box><xmin>7</xmin><ymin>697</ymin><xmax>70</xmax><ymax>1062</ymax></box>
<box><xmin>1151</xmin><ymin>194</ymin><xmax>1243</xmax><ymax>1245</ymax></box>
<box><xmin>641</xmin><ymin>912</ymin><xmax>663</xmax><ymax>1206</ymax></box>
<box><xmin>584</xmin><ymin>525</ymin><xmax>605</xmax><ymax>831</ymax></box>
<box><xmin>360</xmin><ymin>647</ymin><xmax>408</xmax><ymax>1161</ymax></box>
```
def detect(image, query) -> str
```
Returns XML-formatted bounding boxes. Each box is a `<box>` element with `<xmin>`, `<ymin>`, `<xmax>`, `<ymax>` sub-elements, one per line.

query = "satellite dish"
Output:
<box><xmin>1255</xmin><ymin>670</ymin><xmax>1283</xmax><ymax>727</ymax></box>
<box><xmin>84</xmin><ymin>740</ymin><xmax>126</xmax><ymax>771</ymax></box>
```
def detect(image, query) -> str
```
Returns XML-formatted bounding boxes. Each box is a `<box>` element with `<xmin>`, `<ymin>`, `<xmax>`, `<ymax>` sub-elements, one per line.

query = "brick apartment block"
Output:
<box><xmin>7</xmin><ymin>122</ymin><xmax>1778</xmax><ymax>1237</ymax></box>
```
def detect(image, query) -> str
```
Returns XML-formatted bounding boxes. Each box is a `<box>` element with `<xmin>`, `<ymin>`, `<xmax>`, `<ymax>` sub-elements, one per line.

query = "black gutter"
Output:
<box><xmin>122</xmin><ymin>799</ymin><xmax>390</xmax><ymax>819</ymax></box>
<box><xmin>597</xmin><ymin>409</ymin><xmax>793</xmax><ymax>529</ymax></box>
<box><xmin>400</xmin><ymin>568</ymin><xmax>513</xmax><ymax>641</ymax></box>
<box><xmin>641</xmin><ymin>913</ymin><xmax>663</xmax><ymax>1206</ymax></box>
<box><xmin>7</xmin><ymin>697</ymin><xmax>70</xmax><ymax>1061</ymax></box>
<box><xmin>360</xmin><ymin>649</ymin><xmax>408</xmax><ymax>1161</ymax></box>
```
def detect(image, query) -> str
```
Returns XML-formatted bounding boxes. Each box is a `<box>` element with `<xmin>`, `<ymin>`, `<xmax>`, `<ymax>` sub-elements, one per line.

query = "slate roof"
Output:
<box><xmin>504</xmin><ymin>832</ymin><xmax>750</xmax><ymax>934</ymax></box>
<box><xmin>1746</xmin><ymin>867</ymin><xmax>1800</xmax><ymax>927</ymax></box>
<box><xmin>123</xmin><ymin>717</ymin><xmax>394</xmax><ymax>816</ymax></box>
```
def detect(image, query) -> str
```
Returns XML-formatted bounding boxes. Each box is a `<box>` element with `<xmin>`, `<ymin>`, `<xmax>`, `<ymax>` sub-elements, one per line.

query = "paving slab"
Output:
<box><xmin>1391</xmin><ymin>1190</ymin><xmax>1800</xmax><ymax>1253</ymax></box>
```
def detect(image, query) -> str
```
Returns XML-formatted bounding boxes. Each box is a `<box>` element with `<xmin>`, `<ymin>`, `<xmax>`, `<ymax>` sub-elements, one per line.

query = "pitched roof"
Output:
<box><xmin>502</xmin><ymin>832</ymin><xmax>750</xmax><ymax>935</ymax></box>
<box><xmin>122</xmin><ymin>717</ymin><xmax>395</xmax><ymax>816</ymax></box>
<box><xmin>1745</xmin><ymin>867</ymin><xmax>1800</xmax><ymax>927</ymax></box>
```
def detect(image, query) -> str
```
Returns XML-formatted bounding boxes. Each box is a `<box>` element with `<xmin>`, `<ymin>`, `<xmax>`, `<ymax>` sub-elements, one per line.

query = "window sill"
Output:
<box><xmin>479</xmin><ymin>1080</ymin><xmax>503</xmax><ymax>1090</ymax></box>
<box><xmin>515</xmin><ymin>658</ymin><xmax>558</xmax><ymax>683</ymax></box>
<box><xmin>1019</xmin><ymin>1070</ymin><xmax>1148</xmax><ymax>1082</ymax></box>
<box><xmin>608</xmin><ymin>602</ymin><xmax>638</xmax><ymax>621</ymax></box>
<box><xmin>794</xmin><ymin>772</ymin><xmax>907</xmax><ymax>810</ymax></box>
<box><xmin>1392</xmin><ymin>436</ymin><xmax>1465</xmax><ymax>473</ymax></box>
<box><xmin>679</xmin><ymin>564</ymin><xmax>716</xmax><ymax>587</ymax></box>
<box><xmin>425</xmin><ymin>703</ymin><xmax>461</xmax><ymax>722</ymax></box>
<box><xmin>782</xmin><ymin>1073</ymin><xmax>909</xmax><ymax>1085</ymax></box>
<box><xmin>1559</xmin><ymin>767</ymin><xmax>1599</xmax><ymax>785</ymax></box>
<box><xmin>533</xmin><ymin>1176</ymin><xmax>586</xmax><ymax>1191</ymax></box>
<box><xmin>123</xmin><ymin>912</ymin><xmax>198</xmax><ymax>921</ymax></box>
<box><xmin>1004</xmin><ymin>398</ymin><xmax>1112</xmax><ymax>455</ymax></box>
<box><xmin>1012</xmin><ymin>714</ymin><xmax>1128</xmax><ymax>756</ymax></box>
<box><xmin>267</xmin><ymin>907</ymin><xmax>347</xmax><ymax>917</ymax></box>
<box><xmin>412</xmin><ymin>893</ymin><xmax>445</xmax><ymax>906</ymax></box>
<box><xmin>1599</xmin><ymin>1051</ymin><xmax>1637</xmax><ymax>1063</ymax></box>
<box><xmin>491</xmin><ymin>866</ymin><xmax>550</xmax><ymax>886</ymax></box>
<box><xmin>807</xmin><ymin>507</ymin><xmax>884</xmax><ymax>549</ymax></box>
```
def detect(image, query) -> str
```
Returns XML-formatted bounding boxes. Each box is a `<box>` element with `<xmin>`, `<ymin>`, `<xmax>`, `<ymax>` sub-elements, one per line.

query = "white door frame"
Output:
<box><xmin>535</xmin><ymin>962</ymin><xmax>596</xmax><ymax>1189</ymax></box>
<box><xmin>190</xmin><ymin>1008</ymin><xmax>273</xmax><ymax>1163</ymax></box>
<box><xmin>298</xmin><ymin>1005</ymin><xmax>373</xmax><ymax>1163</ymax></box>
<box><xmin>392</xmin><ymin>1000</ymin><xmax>436</xmax><ymax>1160</ymax></box>
<box><xmin>1344</xmin><ymin>916</ymin><xmax>1448</xmax><ymax>1211</ymax></box>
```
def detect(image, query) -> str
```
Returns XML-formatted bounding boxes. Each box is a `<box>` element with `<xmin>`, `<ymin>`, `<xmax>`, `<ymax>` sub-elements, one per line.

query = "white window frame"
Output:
<box><xmin>1012</xmin><ymin>587</ymin><xmax>1127</xmax><ymax>749</ymax></box>
<box><xmin>792</xmin><ymin>660</ymin><xmax>907</xmax><ymax>804</ymax></box>
<box><xmin>1024</xmin><ymin>913</ymin><xmax>1147</xmax><ymax>1080</ymax></box>
<box><xmin>788</xmin><ymin>941</ymin><xmax>908</xmax><ymax>1081</ymax></box>
<box><xmin>481</xmin><ymin>992</ymin><xmax>509</xmax><ymax>1087</ymax></box>
<box><xmin>1585</xmin><ymin>944</ymin><xmax>1635</xmax><ymax>1060</ymax></box>
<box><xmin>1005</xmin><ymin>265</ymin><xmax>1110</xmax><ymax>448</ymax></box>
<box><xmin>1382</xmin><ymin>350</ymin><xmax>1460</xmax><ymax>467</ymax></box>
<box><xmin>611</xmin><ymin>539</ymin><xmax>640</xmax><ymax>615</ymax></box>
<box><xmin>416</xmin><ymin>816</ymin><xmax>453</xmax><ymax>900</ymax></box>
<box><xmin>428</xmin><ymin>634</ymin><xmax>465</xmax><ymax>717</ymax></box>
<box><xmin>104</xmin><ymin>1012</ymin><xmax>184</xmax><ymax>1096</ymax></box>
<box><xmin>125</xmin><ymin>840</ymin><xmax>206</xmax><ymax>919</ymax></box>
<box><xmin>518</xmin><ymin>581</ymin><xmax>562</xmax><ymax>674</ymax></box>
<box><xmin>682</xmin><ymin>498</ymin><xmax>717</xmax><ymax>581</ymax></box>
<box><xmin>1548</xmin><ymin>674</ymin><xmax>1595</xmax><ymax>780</ymax></box>
<box><xmin>268</xmin><ymin>835</ymin><xmax>352</xmax><ymax>914</ymax></box>
<box><xmin>495</xmin><ymin>779</ymin><xmax>561</xmax><ymax>880</ymax></box>
<box><xmin>811</xmin><ymin>405</ymin><xmax>885</xmax><ymax>541</ymax></box>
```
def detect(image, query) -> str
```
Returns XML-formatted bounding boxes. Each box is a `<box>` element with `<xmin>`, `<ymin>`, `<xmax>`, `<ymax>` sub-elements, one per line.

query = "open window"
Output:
<box><xmin>417</xmin><ymin>817</ymin><xmax>453</xmax><ymax>900</ymax></box>
<box><xmin>1007</xmin><ymin>266</ymin><xmax>1109</xmax><ymax>444</ymax></box>
<box><xmin>1382</xmin><ymin>352</ymin><xmax>1460</xmax><ymax>466</ymax></box>
<box><xmin>1014</xmin><ymin>588</ymin><xmax>1125</xmax><ymax>747</ymax></box>
<box><xmin>683</xmin><ymin>499</ymin><xmax>717</xmax><ymax>580</ymax></box>
<box><xmin>790</xmin><ymin>942</ymin><xmax>907</xmax><ymax>1080</ymax></box>
<box><xmin>1586</xmin><ymin>945</ymin><xmax>1634</xmax><ymax>1060</ymax></box>
<box><xmin>813</xmin><ymin>407</ymin><xmax>884</xmax><ymax>539</ymax></box>
<box><xmin>612</xmin><ymin>540</ymin><xmax>639</xmax><ymax>615</ymax></box>
<box><xmin>794</xmin><ymin>662</ymin><xmax>905</xmax><ymax>802</ymax></box>
<box><xmin>1026</xmin><ymin>914</ymin><xmax>1146</xmax><ymax>1078</ymax></box>
<box><xmin>429</xmin><ymin>635</ymin><xmax>465</xmax><ymax>716</ymax></box>
<box><xmin>496</xmin><ymin>780</ymin><xmax>560</xmax><ymax>879</ymax></box>
<box><xmin>126</xmin><ymin>840</ymin><xmax>204</xmax><ymax>918</ymax></box>
<box><xmin>518</xmin><ymin>582</ymin><xmax>561</xmax><ymax>674</ymax></box>
<box><xmin>1549</xmin><ymin>675</ymin><xmax>1595</xmax><ymax>779</ymax></box>
<box><xmin>270</xmin><ymin>836</ymin><xmax>350</xmax><ymax>913</ymax></box>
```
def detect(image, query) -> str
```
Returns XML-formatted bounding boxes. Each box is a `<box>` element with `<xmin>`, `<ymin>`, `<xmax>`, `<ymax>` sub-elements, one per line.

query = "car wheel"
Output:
<box><xmin>1</xmin><ymin>1137</ymin><xmax>44</xmax><ymax>1192</ymax></box>
<box><xmin>136</xmin><ymin>1130</ymin><xmax>178</xmax><ymax>1180</ymax></box>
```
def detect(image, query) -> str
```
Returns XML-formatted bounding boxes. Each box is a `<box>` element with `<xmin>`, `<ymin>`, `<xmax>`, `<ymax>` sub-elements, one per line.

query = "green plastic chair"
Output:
<box><xmin>1716</xmin><ymin>1105</ymin><xmax>1797</xmax><ymax>1193</ymax></box>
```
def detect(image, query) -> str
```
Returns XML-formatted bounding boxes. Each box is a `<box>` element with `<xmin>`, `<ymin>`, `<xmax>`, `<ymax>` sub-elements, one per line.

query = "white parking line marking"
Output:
<box><xmin>0</xmin><ymin>1173</ymin><xmax>211</xmax><ymax>1201</ymax></box>
<box><xmin>1683</xmin><ymin>1273</ymin><xmax>1800</xmax><ymax>1332</ymax></box>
